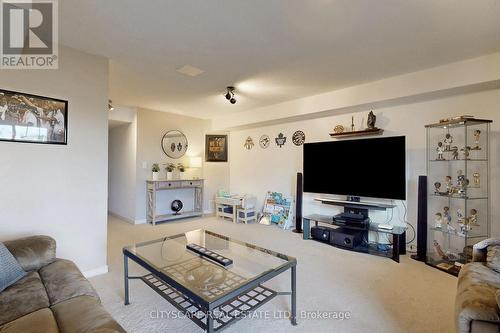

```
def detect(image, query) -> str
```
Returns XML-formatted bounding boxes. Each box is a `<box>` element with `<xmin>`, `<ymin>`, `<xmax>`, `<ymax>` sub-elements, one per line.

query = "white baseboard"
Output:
<box><xmin>108</xmin><ymin>211</ymin><xmax>135</xmax><ymax>224</ymax></box>
<box><xmin>204</xmin><ymin>209</ymin><xmax>215</xmax><ymax>215</ymax></box>
<box><xmin>109</xmin><ymin>211</ymin><xmax>148</xmax><ymax>225</ymax></box>
<box><xmin>83</xmin><ymin>265</ymin><xmax>108</xmax><ymax>278</ymax></box>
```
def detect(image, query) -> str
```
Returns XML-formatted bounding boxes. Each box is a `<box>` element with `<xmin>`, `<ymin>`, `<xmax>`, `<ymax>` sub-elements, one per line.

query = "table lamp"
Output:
<box><xmin>190</xmin><ymin>156</ymin><xmax>202</xmax><ymax>179</ymax></box>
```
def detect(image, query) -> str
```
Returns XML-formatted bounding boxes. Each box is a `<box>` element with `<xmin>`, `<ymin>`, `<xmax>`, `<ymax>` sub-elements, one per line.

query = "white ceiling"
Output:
<box><xmin>59</xmin><ymin>0</ymin><xmax>500</xmax><ymax>119</ymax></box>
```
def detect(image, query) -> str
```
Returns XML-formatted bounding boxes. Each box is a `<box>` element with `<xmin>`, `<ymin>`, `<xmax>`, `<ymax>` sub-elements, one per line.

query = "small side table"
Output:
<box><xmin>215</xmin><ymin>196</ymin><xmax>244</xmax><ymax>223</ymax></box>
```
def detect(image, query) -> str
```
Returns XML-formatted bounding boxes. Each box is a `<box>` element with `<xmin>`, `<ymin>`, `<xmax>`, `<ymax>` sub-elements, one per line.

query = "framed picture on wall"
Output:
<box><xmin>206</xmin><ymin>134</ymin><xmax>228</xmax><ymax>162</ymax></box>
<box><xmin>0</xmin><ymin>89</ymin><xmax>68</xmax><ymax>145</ymax></box>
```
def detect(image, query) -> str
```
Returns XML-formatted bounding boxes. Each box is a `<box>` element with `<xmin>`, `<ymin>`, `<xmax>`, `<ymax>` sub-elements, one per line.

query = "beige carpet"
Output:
<box><xmin>89</xmin><ymin>215</ymin><xmax>457</xmax><ymax>333</ymax></box>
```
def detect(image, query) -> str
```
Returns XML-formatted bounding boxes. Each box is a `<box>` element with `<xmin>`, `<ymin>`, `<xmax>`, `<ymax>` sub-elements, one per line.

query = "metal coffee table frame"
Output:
<box><xmin>123</xmin><ymin>230</ymin><xmax>297</xmax><ymax>332</ymax></box>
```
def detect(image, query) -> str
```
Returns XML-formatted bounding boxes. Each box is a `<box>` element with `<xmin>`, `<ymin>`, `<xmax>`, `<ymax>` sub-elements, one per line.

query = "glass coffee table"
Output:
<box><xmin>123</xmin><ymin>229</ymin><xmax>297</xmax><ymax>332</ymax></box>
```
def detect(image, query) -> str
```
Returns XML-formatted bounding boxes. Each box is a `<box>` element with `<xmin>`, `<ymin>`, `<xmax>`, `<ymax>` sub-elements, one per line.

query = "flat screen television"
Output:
<box><xmin>303</xmin><ymin>136</ymin><xmax>406</xmax><ymax>200</ymax></box>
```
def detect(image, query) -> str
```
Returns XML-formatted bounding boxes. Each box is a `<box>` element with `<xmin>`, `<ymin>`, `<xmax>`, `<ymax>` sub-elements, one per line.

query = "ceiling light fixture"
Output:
<box><xmin>224</xmin><ymin>86</ymin><xmax>236</xmax><ymax>104</ymax></box>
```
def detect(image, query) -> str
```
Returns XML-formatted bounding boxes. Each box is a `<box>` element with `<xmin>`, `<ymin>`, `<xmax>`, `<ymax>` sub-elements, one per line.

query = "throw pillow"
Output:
<box><xmin>486</xmin><ymin>245</ymin><xmax>500</xmax><ymax>273</ymax></box>
<box><xmin>0</xmin><ymin>243</ymin><xmax>26</xmax><ymax>292</ymax></box>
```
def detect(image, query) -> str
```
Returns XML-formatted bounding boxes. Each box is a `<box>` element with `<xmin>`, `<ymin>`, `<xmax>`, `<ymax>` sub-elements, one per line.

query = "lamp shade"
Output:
<box><xmin>190</xmin><ymin>156</ymin><xmax>202</xmax><ymax>168</ymax></box>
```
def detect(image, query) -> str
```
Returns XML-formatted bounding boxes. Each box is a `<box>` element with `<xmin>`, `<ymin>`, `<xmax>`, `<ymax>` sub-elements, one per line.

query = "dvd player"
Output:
<box><xmin>333</xmin><ymin>213</ymin><xmax>370</xmax><ymax>229</ymax></box>
<box><xmin>337</xmin><ymin>212</ymin><xmax>365</xmax><ymax>221</ymax></box>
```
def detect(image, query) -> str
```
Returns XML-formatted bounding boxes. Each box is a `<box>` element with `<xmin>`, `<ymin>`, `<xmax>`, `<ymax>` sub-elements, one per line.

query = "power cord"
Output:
<box><xmin>382</xmin><ymin>200</ymin><xmax>415</xmax><ymax>249</ymax></box>
<box><xmin>400</xmin><ymin>200</ymin><xmax>416</xmax><ymax>245</ymax></box>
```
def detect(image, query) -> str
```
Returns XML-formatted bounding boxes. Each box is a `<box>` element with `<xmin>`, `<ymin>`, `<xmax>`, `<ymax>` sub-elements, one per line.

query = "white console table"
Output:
<box><xmin>146</xmin><ymin>179</ymin><xmax>204</xmax><ymax>225</ymax></box>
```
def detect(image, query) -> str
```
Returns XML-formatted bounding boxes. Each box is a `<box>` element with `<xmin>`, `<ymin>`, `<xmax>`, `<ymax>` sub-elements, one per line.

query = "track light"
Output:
<box><xmin>224</xmin><ymin>87</ymin><xmax>236</xmax><ymax>104</ymax></box>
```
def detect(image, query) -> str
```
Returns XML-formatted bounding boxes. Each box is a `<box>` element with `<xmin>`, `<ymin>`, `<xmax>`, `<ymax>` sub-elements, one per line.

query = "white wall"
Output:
<box><xmin>229</xmin><ymin>88</ymin><xmax>500</xmax><ymax>246</ymax></box>
<box><xmin>108</xmin><ymin>108</ymin><xmax>230</xmax><ymax>222</ymax></box>
<box><xmin>108</xmin><ymin>113</ymin><xmax>137</xmax><ymax>222</ymax></box>
<box><xmin>213</xmin><ymin>52</ymin><xmax>500</xmax><ymax>130</ymax></box>
<box><xmin>202</xmin><ymin>127</ymin><xmax>230</xmax><ymax>213</ymax></box>
<box><xmin>134</xmin><ymin>108</ymin><xmax>212</xmax><ymax>221</ymax></box>
<box><xmin>0</xmin><ymin>46</ymin><xmax>109</xmax><ymax>274</ymax></box>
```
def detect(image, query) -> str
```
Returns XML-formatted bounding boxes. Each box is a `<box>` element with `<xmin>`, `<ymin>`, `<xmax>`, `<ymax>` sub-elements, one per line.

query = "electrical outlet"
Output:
<box><xmin>142</xmin><ymin>161</ymin><xmax>147</xmax><ymax>169</ymax></box>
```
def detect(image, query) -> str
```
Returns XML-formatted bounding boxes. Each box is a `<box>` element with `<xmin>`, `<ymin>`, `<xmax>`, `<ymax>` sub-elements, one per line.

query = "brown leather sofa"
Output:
<box><xmin>456</xmin><ymin>237</ymin><xmax>500</xmax><ymax>333</ymax></box>
<box><xmin>0</xmin><ymin>235</ymin><xmax>125</xmax><ymax>333</ymax></box>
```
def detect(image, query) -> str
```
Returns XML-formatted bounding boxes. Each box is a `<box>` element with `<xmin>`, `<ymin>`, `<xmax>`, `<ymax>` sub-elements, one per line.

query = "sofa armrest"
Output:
<box><xmin>456</xmin><ymin>263</ymin><xmax>500</xmax><ymax>333</ymax></box>
<box><xmin>473</xmin><ymin>237</ymin><xmax>500</xmax><ymax>262</ymax></box>
<box><xmin>4</xmin><ymin>236</ymin><xmax>56</xmax><ymax>271</ymax></box>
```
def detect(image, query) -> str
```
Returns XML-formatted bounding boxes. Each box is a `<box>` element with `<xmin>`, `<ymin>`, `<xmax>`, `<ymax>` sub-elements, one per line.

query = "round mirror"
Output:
<box><xmin>161</xmin><ymin>130</ymin><xmax>188</xmax><ymax>159</ymax></box>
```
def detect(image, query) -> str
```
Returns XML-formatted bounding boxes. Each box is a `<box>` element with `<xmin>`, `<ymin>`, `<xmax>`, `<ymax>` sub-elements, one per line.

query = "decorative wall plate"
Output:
<box><xmin>244</xmin><ymin>136</ymin><xmax>254</xmax><ymax>150</ymax></box>
<box><xmin>292</xmin><ymin>130</ymin><xmax>305</xmax><ymax>146</ymax></box>
<box><xmin>334</xmin><ymin>125</ymin><xmax>345</xmax><ymax>134</ymax></box>
<box><xmin>259</xmin><ymin>135</ymin><xmax>270</xmax><ymax>149</ymax></box>
<box><xmin>275</xmin><ymin>133</ymin><xmax>287</xmax><ymax>148</ymax></box>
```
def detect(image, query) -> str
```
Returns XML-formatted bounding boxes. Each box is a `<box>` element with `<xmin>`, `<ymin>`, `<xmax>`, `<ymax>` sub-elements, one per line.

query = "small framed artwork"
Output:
<box><xmin>206</xmin><ymin>134</ymin><xmax>228</xmax><ymax>162</ymax></box>
<box><xmin>0</xmin><ymin>89</ymin><xmax>68</xmax><ymax>145</ymax></box>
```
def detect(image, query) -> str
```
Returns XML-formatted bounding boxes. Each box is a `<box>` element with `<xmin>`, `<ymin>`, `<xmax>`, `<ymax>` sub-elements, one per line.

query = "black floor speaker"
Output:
<box><xmin>293</xmin><ymin>172</ymin><xmax>303</xmax><ymax>233</ymax></box>
<box><xmin>411</xmin><ymin>175</ymin><xmax>427</xmax><ymax>262</ymax></box>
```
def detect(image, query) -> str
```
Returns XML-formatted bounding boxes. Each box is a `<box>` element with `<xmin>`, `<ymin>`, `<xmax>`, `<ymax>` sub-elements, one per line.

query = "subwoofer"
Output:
<box><xmin>411</xmin><ymin>175</ymin><xmax>427</xmax><ymax>262</ymax></box>
<box><xmin>293</xmin><ymin>172</ymin><xmax>303</xmax><ymax>233</ymax></box>
<box><xmin>330</xmin><ymin>228</ymin><xmax>363</xmax><ymax>249</ymax></box>
<box><xmin>311</xmin><ymin>226</ymin><xmax>332</xmax><ymax>243</ymax></box>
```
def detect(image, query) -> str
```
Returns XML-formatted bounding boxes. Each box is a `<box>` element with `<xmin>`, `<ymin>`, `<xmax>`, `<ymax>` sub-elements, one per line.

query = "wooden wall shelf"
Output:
<box><xmin>329</xmin><ymin>128</ymin><xmax>383</xmax><ymax>138</ymax></box>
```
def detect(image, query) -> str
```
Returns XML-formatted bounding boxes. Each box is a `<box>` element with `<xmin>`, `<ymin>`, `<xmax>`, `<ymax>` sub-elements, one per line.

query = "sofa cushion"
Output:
<box><xmin>470</xmin><ymin>320</ymin><xmax>500</xmax><ymax>333</ymax></box>
<box><xmin>51</xmin><ymin>295</ymin><xmax>126</xmax><ymax>333</ymax></box>
<box><xmin>487</xmin><ymin>246</ymin><xmax>500</xmax><ymax>273</ymax></box>
<box><xmin>0</xmin><ymin>308</ymin><xmax>58</xmax><ymax>333</ymax></box>
<box><xmin>0</xmin><ymin>243</ymin><xmax>26</xmax><ymax>292</ymax></box>
<box><xmin>0</xmin><ymin>271</ymin><xmax>50</xmax><ymax>325</ymax></box>
<box><xmin>456</xmin><ymin>262</ymin><xmax>500</xmax><ymax>333</ymax></box>
<box><xmin>4</xmin><ymin>236</ymin><xmax>56</xmax><ymax>271</ymax></box>
<box><xmin>39</xmin><ymin>258</ymin><xmax>99</xmax><ymax>306</ymax></box>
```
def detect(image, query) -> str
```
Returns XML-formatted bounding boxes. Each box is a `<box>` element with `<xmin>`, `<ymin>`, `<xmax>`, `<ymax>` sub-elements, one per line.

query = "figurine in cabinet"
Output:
<box><xmin>457</xmin><ymin>170</ymin><xmax>468</xmax><ymax>197</ymax></box>
<box><xmin>446</xmin><ymin>219</ymin><xmax>456</xmax><ymax>233</ymax></box>
<box><xmin>457</xmin><ymin>209</ymin><xmax>465</xmax><ymax>224</ymax></box>
<box><xmin>472</xmin><ymin>130</ymin><xmax>481</xmax><ymax>150</ymax></box>
<box><xmin>443</xmin><ymin>206</ymin><xmax>452</xmax><ymax>223</ymax></box>
<box><xmin>444</xmin><ymin>133</ymin><xmax>453</xmax><ymax>151</ymax></box>
<box><xmin>451</xmin><ymin>146</ymin><xmax>459</xmax><ymax>160</ymax></box>
<box><xmin>445</xmin><ymin>176</ymin><xmax>455</xmax><ymax>195</ymax></box>
<box><xmin>473</xmin><ymin>172</ymin><xmax>480</xmax><ymax>188</ymax></box>
<box><xmin>457</xmin><ymin>210</ymin><xmax>471</xmax><ymax>236</ymax></box>
<box><xmin>434</xmin><ymin>182</ymin><xmax>442</xmax><ymax>195</ymax></box>
<box><xmin>436</xmin><ymin>142</ymin><xmax>445</xmax><ymax>160</ymax></box>
<box><xmin>461</xmin><ymin>146</ymin><xmax>471</xmax><ymax>160</ymax></box>
<box><xmin>469</xmin><ymin>209</ymin><xmax>479</xmax><ymax>226</ymax></box>
<box><xmin>433</xmin><ymin>240</ymin><xmax>446</xmax><ymax>259</ymax></box>
<box><xmin>434</xmin><ymin>213</ymin><xmax>443</xmax><ymax>228</ymax></box>
<box><xmin>444</xmin><ymin>206</ymin><xmax>455</xmax><ymax>233</ymax></box>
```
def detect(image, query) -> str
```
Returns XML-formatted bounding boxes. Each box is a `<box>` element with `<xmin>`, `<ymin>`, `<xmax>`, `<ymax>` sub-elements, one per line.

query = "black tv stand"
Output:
<box><xmin>303</xmin><ymin>198</ymin><xmax>405</xmax><ymax>262</ymax></box>
<box><xmin>302</xmin><ymin>214</ymin><xmax>406</xmax><ymax>262</ymax></box>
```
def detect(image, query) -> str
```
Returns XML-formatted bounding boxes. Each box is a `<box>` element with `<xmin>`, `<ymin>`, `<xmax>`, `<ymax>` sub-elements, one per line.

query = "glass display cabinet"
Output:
<box><xmin>425</xmin><ymin>117</ymin><xmax>492</xmax><ymax>275</ymax></box>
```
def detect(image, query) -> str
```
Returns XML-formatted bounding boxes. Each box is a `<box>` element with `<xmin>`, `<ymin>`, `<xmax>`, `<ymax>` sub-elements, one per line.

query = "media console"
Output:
<box><xmin>303</xmin><ymin>214</ymin><xmax>406</xmax><ymax>262</ymax></box>
<box><xmin>304</xmin><ymin>197</ymin><xmax>405</xmax><ymax>262</ymax></box>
